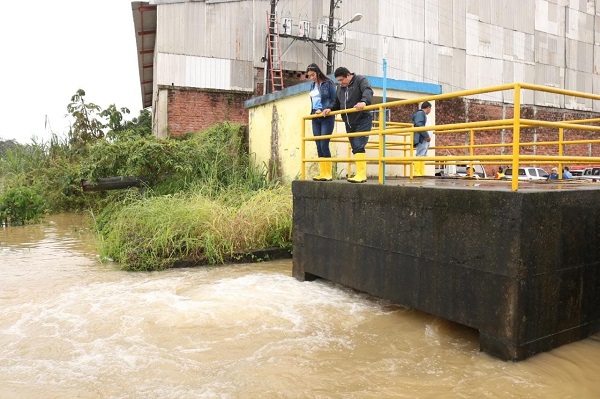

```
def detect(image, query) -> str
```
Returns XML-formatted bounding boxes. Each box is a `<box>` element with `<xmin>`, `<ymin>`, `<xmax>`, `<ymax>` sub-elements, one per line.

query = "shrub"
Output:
<box><xmin>0</xmin><ymin>187</ymin><xmax>46</xmax><ymax>226</ymax></box>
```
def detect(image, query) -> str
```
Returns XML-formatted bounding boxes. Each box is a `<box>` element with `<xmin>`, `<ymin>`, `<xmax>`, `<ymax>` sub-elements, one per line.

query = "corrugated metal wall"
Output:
<box><xmin>151</xmin><ymin>0</ymin><xmax>600</xmax><ymax>110</ymax></box>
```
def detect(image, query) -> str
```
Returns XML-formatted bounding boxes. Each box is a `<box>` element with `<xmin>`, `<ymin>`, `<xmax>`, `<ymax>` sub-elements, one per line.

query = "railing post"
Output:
<box><xmin>558</xmin><ymin>127</ymin><xmax>564</xmax><ymax>180</ymax></box>
<box><xmin>378</xmin><ymin>104</ymin><xmax>386</xmax><ymax>184</ymax></box>
<box><xmin>469</xmin><ymin>129</ymin><xmax>474</xmax><ymax>176</ymax></box>
<box><xmin>301</xmin><ymin>117</ymin><xmax>306</xmax><ymax>180</ymax></box>
<box><xmin>512</xmin><ymin>84</ymin><xmax>521</xmax><ymax>191</ymax></box>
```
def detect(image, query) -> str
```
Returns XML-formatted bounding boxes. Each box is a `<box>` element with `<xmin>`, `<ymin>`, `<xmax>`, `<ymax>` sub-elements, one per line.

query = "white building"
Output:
<box><xmin>131</xmin><ymin>0</ymin><xmax>600</xmax><ymax>137</ymax></box>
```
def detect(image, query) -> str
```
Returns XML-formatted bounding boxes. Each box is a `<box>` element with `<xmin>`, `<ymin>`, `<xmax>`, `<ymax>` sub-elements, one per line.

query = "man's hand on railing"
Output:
<box><xmin>355</xmin><ymin>102</ymin><xmax>366</xmax><ymax>111</ymax></box>
<box><xmin>322</xmin><ymin>108</ymin><xmax>331</xmax><ymax>116</ymax></box>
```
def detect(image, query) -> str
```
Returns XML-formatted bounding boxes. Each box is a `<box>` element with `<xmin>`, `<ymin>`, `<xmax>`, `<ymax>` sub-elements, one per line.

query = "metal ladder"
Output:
<box><xmin>266</xmin><ymin>11</ymin><xmax>285</xmax><ymax>93</ymax></box>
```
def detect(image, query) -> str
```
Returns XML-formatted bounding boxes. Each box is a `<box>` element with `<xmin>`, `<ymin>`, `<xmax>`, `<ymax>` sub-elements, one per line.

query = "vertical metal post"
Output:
<box><xmin>558</xmin><ymin>127</ymin><xmax>564</xmax><ymax>179</ymax></box>
<box><xmin>512</xmin><ymin>84</ymin><xmax>521</xmax><ymax>191</ymax></box>
<box><xmin>380</xmin><ymin>38</ymin><xmax>388</xmax><ymax>183</ymax></box>
<box><xmin>301</xmin><ymin>116</ymin><xmax>306</xmax><ymax>180</ymax></box>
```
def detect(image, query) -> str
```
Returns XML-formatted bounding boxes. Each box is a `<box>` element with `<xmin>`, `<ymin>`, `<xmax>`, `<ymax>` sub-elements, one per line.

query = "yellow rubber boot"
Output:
<box><xmin>348</xmin><ymin>153</ymin><xmax>367</xmax><ymax>183</ymax></box>
<box><xmin>312</xmin><ymin>161</ymin><xmax>325</xmax><ymax>181</ymax></box>
<box><xmin>413</xmin><ymin>160</ymin><xmax>423</xmax><ymax>176</ymax></box>
<box><xmin>321</xmin><ymin>161</ymin><xmax>332</xmax><ymax>181</ymax></box>
<box><xmin>313</xmin><ymin>161</ymin><xmax>332</xmax><ymax>181</ymax></box>
<box><xmin>418</xmin><ymin>161</ymin><xmax>426</xmax><ymax>176</ymax></box>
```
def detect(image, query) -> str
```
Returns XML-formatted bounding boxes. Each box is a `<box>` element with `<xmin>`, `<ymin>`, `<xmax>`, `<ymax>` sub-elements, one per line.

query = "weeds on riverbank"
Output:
<box><xmin>2</xmin><ymin>120</ymin><xmax>292</xmax><ymax>269</ymax></box>
<box><xmin>95</xmin><ymin>186</ymin><xmax>292</xmax><ymax>271</ymax></box>
<box><xmin>87</xmin><ymin>122</ymin><xmax>291</xmax><ymax>271</ymax></box>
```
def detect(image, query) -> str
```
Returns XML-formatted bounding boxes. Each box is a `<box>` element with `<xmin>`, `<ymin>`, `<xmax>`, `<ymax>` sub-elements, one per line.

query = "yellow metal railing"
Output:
<box><xmin>301</xmin><ymin>82</ymin><xmax>600</xmax><ymax>191</ymax></box>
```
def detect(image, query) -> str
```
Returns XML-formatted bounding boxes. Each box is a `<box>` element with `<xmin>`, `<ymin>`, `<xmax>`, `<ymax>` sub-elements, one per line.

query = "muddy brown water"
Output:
<box><xmin>1</xmin><ymin>214</ymin><xmax>599</xmax><ymax>398</ymax></box>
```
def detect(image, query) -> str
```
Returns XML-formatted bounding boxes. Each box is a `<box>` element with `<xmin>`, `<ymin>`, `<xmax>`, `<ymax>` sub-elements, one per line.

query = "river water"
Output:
<box><xmin>1</xmin><ymin>214</ymin><xmax>599</xmax><ymax>399</ymax></box>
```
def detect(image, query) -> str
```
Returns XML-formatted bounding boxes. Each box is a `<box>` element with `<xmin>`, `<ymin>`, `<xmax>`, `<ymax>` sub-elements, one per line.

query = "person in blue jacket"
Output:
<box><xmin>307</xmin><ymin>63</ymin><xmax>337</xmax><ymax>181</ymax></box>
<box><xmin>547</xmin><ymin>167</ymin><xmax>559</xmax><ymax>180</ymax></box>
<box><xmin>411</xmin><ymin>101</ymin><xmax>432</xmax><ymax>176</ymax></box>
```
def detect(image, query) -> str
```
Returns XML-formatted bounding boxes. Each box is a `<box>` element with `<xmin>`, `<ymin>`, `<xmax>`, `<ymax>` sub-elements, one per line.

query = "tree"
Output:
<box><xmin>101</xmin><ymin>104</ymin><xmax>131</xmax><ymax>134</ymax></box>
<box><xmin>66</xmin><ymin>89</ymin><xmax>106</xmax><ymax>146</ymax></box>
<box><xmin>107</xmin><ymin>108</ymin><xmax>152</xmax><ymax>141</ymax></box>
<box><xmin>66</xmin><ymin>89</ymin><xmax>151</xmax><ymax>145</ymax></box>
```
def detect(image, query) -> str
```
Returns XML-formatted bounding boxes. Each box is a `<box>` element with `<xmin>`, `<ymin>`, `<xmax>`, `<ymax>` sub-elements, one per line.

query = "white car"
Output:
<box><xmin>503</xmin><ymin>167</ymin><xmax>549</xmax><ymax>180</ymax></box>
<box><xmin>579</xmin><ymin>167</ymin><xmax>600</xmax><ymax>180</ymax></box>
<box><xmin>435</xmin><ymin>162</ymin><xmax>487</xmax><ymax>178</ymax></box>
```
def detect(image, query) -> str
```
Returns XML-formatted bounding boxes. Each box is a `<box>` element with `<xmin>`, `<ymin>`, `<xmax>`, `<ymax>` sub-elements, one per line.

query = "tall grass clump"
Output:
<box><xmin>97</xmin><ymin>186</ymin><xmax>292</xmax><ymax>271</ymax></box>
<box><xmin>0</xmin><ymin>135</ymin><xmax>97</xmax><ymax>222</ymax></box>
<box><xmin>91</xmin><ymin>122</ymin><xmax>292</xmax><ymax>271</ymax></box>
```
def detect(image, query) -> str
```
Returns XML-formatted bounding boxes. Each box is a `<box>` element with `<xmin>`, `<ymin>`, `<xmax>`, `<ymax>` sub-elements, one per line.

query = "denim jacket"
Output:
<box><xmin>310</xmin><ymin>80</ymin><xmax>336</xmax><ymax>113</ymax></box>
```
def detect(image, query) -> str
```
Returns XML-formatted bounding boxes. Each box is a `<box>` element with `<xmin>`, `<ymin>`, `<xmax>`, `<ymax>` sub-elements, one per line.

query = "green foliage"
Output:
<box><xmin>81</xmin><ymin>122</ymin><xmax>274</xmax><ymax>193</ymax></box>
<box><xmin>110</xmin><ymin>108</ymin><xmax>152</xmax><ymax>140</ymax></box>
<box><xmin>67</xmin><ymin>89</ymin><xmax>106</xmax><ymax>147</ymax></box>
<box><xmin>96</xmin><ymin>186</ymin><xmax>292</xmax><ymax>271</ymax></box>
<box><xmin>0</xmin><ymin>186</ymin><xmax>45</xmax><ymax>226</ymax></box>
<box><xmin>100</xmin><ymin>104</ymin><xmax>131</xmax><ymax>134</ymax></box>
<box><xmin>65</xmin><ymin>89</ymin><xmax>150</xmax><ymax>147</ymax></box>
<box><xmin>1</xmin><ymin>90</ymin><xmax>289</xmax><ymax>270</ymax></box>
<box><xmin>0</xmin><ymin>139</ymin><xmax>50</xmax><ymax>176</ymax></box>
<box><xmin>0</xmin><ymin>139</ymin><xmax>19</xmax><ymax>158</ymax></box>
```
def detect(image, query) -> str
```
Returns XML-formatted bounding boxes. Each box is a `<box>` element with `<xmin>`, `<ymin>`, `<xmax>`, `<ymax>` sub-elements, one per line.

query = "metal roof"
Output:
<box><xmin>131</xmin><ymin>2</ymin><xmax>157</xmax><ymax>109</ymax></box>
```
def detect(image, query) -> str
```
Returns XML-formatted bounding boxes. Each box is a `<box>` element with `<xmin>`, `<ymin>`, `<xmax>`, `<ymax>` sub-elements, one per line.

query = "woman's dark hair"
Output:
<box><xmin>307</xmin><ymin>63</ymin><xmax>331</xmax><ymax>82</ymax></box>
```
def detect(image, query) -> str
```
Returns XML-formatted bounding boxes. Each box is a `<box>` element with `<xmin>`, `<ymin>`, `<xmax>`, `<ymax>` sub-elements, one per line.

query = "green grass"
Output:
<box><xmin>2</xmin><ymin>123</ymin><xmax>292</xmax><ymax>269</ymax></box>
<box><xmin>95</xmin><ymin>186</ymin><xmax>292</xmax><ymax>271</ymax></box>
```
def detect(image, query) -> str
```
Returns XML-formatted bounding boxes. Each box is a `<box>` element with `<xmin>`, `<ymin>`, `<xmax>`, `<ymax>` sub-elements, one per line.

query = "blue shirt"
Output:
<box><xmin>309</xmin><ymin>85</ymin><xmax>322</xmax><ymax>111</ymax></box>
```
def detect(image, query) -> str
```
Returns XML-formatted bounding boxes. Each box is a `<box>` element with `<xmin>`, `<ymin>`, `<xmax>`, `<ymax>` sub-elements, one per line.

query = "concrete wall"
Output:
<box><xmin>292</xmin><ymin>180</ymin><xmax>600</xmax><ymax>360</ymax></box>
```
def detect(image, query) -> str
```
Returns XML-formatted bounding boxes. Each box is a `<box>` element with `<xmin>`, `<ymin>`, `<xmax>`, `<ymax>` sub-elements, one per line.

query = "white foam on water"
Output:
<box><xmin>1</xmin><ymin>233</ymin><xmax>599</xmax><ymax>399</ymax></box>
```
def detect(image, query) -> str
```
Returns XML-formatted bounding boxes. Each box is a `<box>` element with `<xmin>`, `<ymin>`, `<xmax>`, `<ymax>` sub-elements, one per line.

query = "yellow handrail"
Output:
<box><xmin>301</xmin><ymin>82</ymin><xmax>600</xmax><ymax>191</ymax></box>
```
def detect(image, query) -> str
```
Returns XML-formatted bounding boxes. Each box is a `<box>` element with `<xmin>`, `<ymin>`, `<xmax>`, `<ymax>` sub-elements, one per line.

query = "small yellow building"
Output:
<box><xmin>245</xmin><ymin>77</ymin><xmax>442</xmax><ymax>183</ymax></box>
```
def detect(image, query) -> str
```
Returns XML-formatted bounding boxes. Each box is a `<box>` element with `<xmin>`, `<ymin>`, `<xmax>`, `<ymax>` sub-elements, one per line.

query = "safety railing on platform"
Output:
<box><xmin>301</xmin><ymin>82</ymin><xmax>600</xmax><ymax>191</ymax></box>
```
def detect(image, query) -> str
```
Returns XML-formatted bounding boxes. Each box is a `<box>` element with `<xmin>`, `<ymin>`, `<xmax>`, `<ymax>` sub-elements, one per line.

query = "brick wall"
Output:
<box><xmin>391</xmin><ymin>98</ymin><xmax>600</xmax><ymax>175</ymax></box>
<box><xmin>166</xmin><ymin>87</ymin><xmax>252</xmax><ymax>137</ymax></box>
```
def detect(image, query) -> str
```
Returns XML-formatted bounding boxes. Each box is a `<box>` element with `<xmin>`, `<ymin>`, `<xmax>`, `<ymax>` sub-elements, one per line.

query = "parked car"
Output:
<box><xmin>503</xmin><ymin>167</ymin><xmax>549</xmax><ymax>180</ymax></box>
<box><xmin>435</xmin><ymin>162</ymin><xmax>487</xmax><ymax>178</ymax></box>
<box><xmin>580</xmin><ymin>167</ymin><xmax>600</xmax><ymax>180</ymax></box>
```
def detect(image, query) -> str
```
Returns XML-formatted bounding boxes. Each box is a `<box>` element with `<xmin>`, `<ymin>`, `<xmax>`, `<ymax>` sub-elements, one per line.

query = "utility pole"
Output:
<box><xmin>326</xmin><ymin>0</ymin><xmax>340</xmax><ymax>74</ymax></box>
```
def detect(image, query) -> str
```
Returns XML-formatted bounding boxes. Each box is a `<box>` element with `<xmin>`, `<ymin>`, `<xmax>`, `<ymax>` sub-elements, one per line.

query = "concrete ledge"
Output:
<box><xmin>291</xmin><ymin>180</ymin><xmax>600</xmax><ymax>360</ymax></box>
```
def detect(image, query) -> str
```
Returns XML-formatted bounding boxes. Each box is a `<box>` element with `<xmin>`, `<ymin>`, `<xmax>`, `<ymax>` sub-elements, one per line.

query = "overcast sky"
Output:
<box><xmin>0</xmin><ymin>0</ymin><xmax>143</xmax><ymax>144</ymax></box>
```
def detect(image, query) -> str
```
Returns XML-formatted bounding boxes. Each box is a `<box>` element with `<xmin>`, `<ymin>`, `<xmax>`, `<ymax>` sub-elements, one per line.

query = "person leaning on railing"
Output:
<box><xmin>306</xmin><ymin>63</ymin><xmax>336</xmax><ymax>181</ymax></box>
<box><xmin>322</xmin><ymin>66</ymin><xmax>374</xmax><ymax>183</ymax></box>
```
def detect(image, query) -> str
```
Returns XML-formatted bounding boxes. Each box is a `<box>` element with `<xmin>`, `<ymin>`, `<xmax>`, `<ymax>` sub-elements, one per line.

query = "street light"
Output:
<box><xmin>334</xmin><ymin>13</ymin><xmax>363</xmax><ymax>34</ymax></box>
<box><xmin>326</xmin><ymin>13</ymin><xmax>363</xmax><ymax>73</ymax></box>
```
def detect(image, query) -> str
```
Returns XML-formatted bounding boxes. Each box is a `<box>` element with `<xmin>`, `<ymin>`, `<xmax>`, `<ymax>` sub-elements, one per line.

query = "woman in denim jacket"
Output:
<box><xmin>307</xmin><ymin>63</ymin><xmax>336</xmax><ymax>181</ymax></box>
